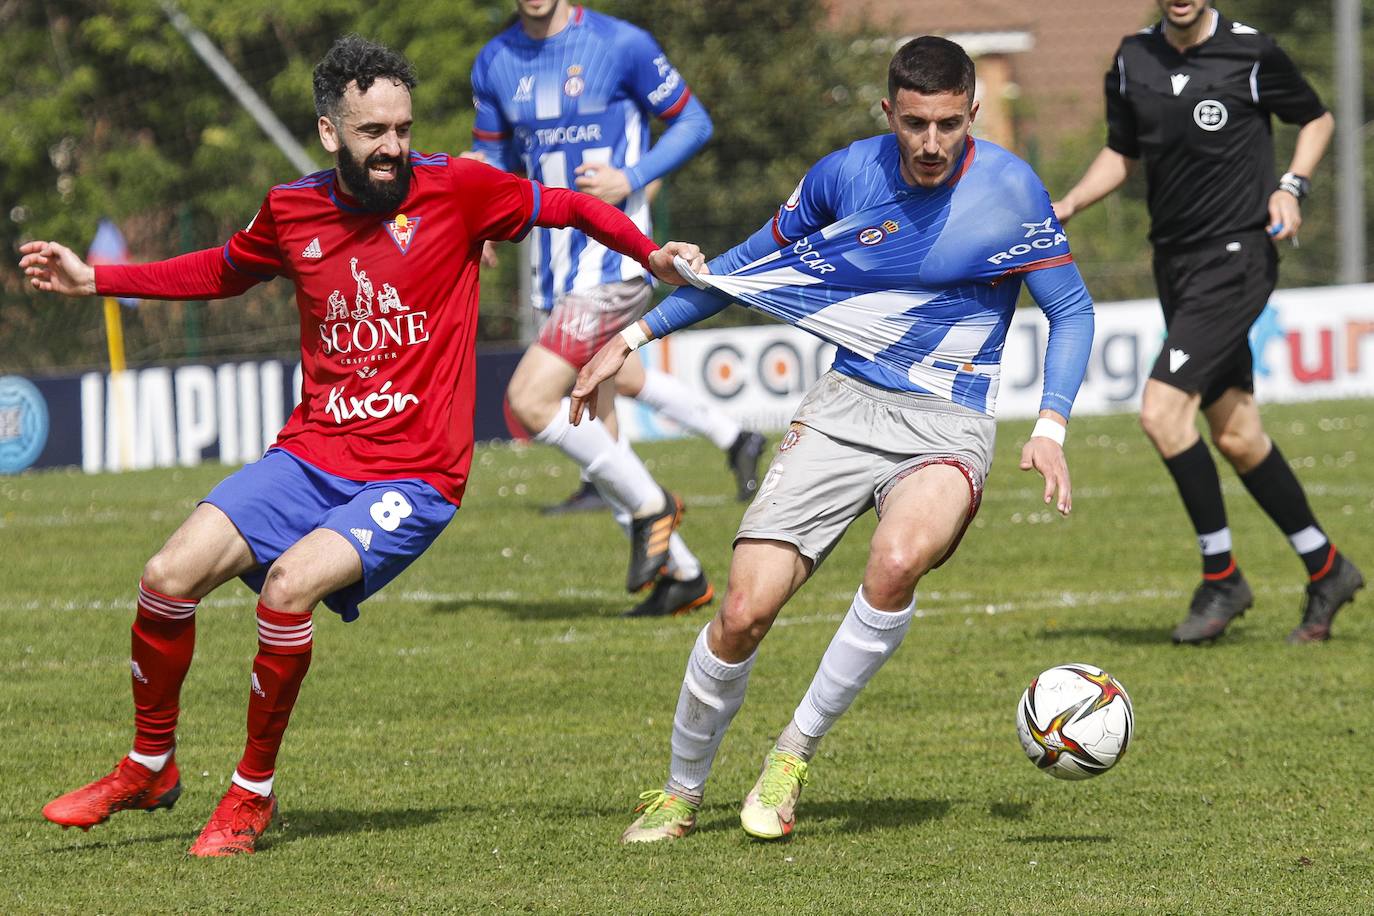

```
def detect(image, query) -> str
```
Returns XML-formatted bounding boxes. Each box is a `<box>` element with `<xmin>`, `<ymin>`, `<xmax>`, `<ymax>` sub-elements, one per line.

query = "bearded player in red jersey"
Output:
<box><xmin>19</xmin><ymin>35</ymin><xmax>703</xmax><ymax>857</ymax></box>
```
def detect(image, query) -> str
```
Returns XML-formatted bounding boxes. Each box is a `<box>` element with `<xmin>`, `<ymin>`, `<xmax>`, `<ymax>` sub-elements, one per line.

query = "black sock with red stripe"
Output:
<box><xmin>1238</xmin><ymin>444</ymin><xmax>1336</xmax><ymax>580</ymax></box>
<box><xmin>1163</xmin><ymin>439</ymin><xmax>1238</xmax><ymax>580</ymax></box>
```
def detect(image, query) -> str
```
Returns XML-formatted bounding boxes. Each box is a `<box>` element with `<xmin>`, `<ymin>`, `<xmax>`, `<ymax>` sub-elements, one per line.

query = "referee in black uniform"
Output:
<box><xmin>1054</xmin><ymin>0</ymin><xmax>1362</xmax><ymax>644</ymax></box>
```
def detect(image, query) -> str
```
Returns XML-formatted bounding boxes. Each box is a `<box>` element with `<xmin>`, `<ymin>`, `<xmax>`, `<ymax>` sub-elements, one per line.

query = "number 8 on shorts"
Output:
<box><xmin>369</xmin><ymin>490</ymin><xmax>413</xmax><ymax>532</ymax></box>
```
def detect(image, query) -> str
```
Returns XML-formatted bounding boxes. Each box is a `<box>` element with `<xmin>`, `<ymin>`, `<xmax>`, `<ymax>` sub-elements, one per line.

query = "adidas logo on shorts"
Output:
<box><xmin>1168</xmin><ymin>348</ymin><xmax>1191</xmax><ymax>373</ymax></box>
<box><xmin>350</xmin><ymin>527</ymin><xmax>373</xmax><ymax>551</ymax></box>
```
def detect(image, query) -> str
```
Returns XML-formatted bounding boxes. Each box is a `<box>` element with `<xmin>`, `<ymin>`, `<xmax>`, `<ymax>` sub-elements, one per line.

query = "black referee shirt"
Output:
<box><xmin>1105</xmin><ymin>10</ymin><xmax>1326</xmax><ymax>249</ymax></box>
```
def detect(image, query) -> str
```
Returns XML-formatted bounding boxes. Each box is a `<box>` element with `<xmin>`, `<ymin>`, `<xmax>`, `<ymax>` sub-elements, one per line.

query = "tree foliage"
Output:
<box><xmin>2</xmin><ymin>0</ymin><xmax>884</xmax><ymax>368</ymax></box>
<box><xmin>2</xmin><ymin>0</ymin><xmax>1369</xmax><ymax>371</ymax></box>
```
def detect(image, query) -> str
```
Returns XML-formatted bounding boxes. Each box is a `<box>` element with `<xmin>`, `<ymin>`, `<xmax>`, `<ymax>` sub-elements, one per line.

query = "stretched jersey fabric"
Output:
<box><xmin>647</xmin><ymin>134</ymin><xmax>1094</xmax><ymax>417</ymax></box>
<box><xmin>471</xmin><ymin>6</ymin><xmax>710</xmax><ymax>309</ymax></box>
<box><xmin>96</xmin><ymin>155</ymin><xmax>657</xmax><ymax>504</ymax></box>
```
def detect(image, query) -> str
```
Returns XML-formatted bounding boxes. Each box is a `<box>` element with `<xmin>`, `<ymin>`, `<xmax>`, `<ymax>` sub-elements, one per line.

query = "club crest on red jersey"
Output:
<box><xmin>384</xmin><ymin>213</ymin><xmax>421</xmax><ymax>255</ymax></box>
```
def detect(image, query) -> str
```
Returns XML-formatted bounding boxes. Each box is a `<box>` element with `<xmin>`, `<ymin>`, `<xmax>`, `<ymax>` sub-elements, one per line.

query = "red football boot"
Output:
<box><xmin>188</xmin><ymin>784</ymin><xmax>278</xmax><ymax>857</ymax></box>
<box><xmin>42</xmin><ymin>755</ymin><xmax>182</xmax><ymax>830</ymax></box>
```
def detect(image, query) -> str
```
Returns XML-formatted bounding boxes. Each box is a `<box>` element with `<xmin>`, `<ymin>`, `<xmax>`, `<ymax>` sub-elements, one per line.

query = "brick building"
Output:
<box><xmin>828</xmin><ymin>0</ymin><xmax>1158</xmax><ymax>156</ymax></box>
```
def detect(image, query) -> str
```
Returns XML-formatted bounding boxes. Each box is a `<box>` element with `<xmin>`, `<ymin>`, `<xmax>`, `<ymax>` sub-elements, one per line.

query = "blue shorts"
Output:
<box><xmin>204</xmin><ymin>448</ymin><xmax>456</xmax><ymax>622</ymax></box>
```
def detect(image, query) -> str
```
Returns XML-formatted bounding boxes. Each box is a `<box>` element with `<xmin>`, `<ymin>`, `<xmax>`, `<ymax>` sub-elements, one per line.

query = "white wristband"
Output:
<box><xmin>619</xmin><ymin>322</ymin><xmax>650</xmax><ymax>352</ymax></box>
<box><xmin>1031</xmin><ymin>417</ymin><xmax>1066</xmax><ymax>446</ymax></box>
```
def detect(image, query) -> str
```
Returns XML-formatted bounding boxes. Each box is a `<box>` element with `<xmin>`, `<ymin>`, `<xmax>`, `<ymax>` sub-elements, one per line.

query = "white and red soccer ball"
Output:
<box><xmin>1016</xmin><ymin>663</ymin><xmax>1133</xmax><ymax>780</ymax></box>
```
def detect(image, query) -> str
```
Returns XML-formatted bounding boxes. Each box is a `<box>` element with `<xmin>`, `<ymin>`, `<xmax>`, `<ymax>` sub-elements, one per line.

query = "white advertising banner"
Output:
<box><xmin>78</xmin><ymin>361</ymin><xmax>304</xmax><ymax>473</ymax></box>
<box><xmin>617</xmin><ymin>283</ymin><xmax>1374</xmax><ymax>439</ymax></box>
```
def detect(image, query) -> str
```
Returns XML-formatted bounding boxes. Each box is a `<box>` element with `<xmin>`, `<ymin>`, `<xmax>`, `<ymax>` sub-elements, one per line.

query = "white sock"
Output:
<box><xmin>666</xmin><ymin>624</ymin><xmax>756</xmax><ymax>799</ymax></box>
<box><xmin>535</xmin><ymin>399</ymin><xmax>664</xmax><ymax>516</ymax></box>
<box><xmin>128</xmin><ymin>749</ymin><xmax>171</xmax><ymax>772</ymax></box>
<box><xmin>610</xmin><ymin>437</ymin><xmax>700</xmax><ymax>580</ymax></box>
<box><xmin>636</xmin><ymin>368</ymin><xmax>741</xmax><ymax>451</ymax></box>
<box><xmin>231</xmin><ymin>770</ymin><xmax>274</xmax><ymax>797</ymax></box>
<box><xmin>792</xmin><ymin>586</ymin><xmax>914</xmax><ymax>739</ymax></box>
<box><xmin>599</xmin><ymin>482</ymin><xmax>697</xmax><ymax>580</ymax></box>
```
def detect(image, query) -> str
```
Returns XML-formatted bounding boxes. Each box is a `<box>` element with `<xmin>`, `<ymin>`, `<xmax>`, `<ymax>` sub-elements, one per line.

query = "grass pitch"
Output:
<box><xmin>2</xmin><ymin>400</ymin><xmax>1373</xmax><ymax>914</ymax></box>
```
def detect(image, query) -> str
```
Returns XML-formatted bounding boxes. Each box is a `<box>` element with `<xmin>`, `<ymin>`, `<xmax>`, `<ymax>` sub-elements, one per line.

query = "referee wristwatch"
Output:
<box><xmin>1278</xmin><ymin>172</ymin><xmax>1311</xmax><ymax>201</ymax></box>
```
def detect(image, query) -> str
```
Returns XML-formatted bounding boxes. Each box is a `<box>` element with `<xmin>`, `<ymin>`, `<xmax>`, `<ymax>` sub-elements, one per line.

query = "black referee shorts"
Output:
<box><xmin>1149</xmin><ymin>230</ymin><xmax>1278</xmax><ymax>408</ymax></box>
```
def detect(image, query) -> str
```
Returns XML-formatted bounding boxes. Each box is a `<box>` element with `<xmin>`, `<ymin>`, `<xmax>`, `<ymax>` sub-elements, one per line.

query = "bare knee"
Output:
<box><xmin>259</xmin><ymin>563</ymin><xmax>319</xmax><ymax>615</ymax></box>
<box><xmin>142</xmin><ymin>551</ymin><xmax>208</xmax><ymax>600</ymax></box>
<box><xmin>1138</xmin><ymin>400</ymin><xmax>1178</xmax><ymax>452</ymax></box>
<box><xmin>712</xmin><ymin>591</ymin><xmax>776</xmax><ymax>662</ymax></box>
<box><xmin>1212</xmin><ymin>427</ymin><xmax>1269</xmax><ymax>472</ymax></box>
<box><xmin>863</xmin><ymin>542</ymin><xmax>930</xmax><ymax>610</ymax></box>
<box><xmin>506</xmin><ymin>383</ymin><xmax>558</xmax><ymax>435</ymax></box>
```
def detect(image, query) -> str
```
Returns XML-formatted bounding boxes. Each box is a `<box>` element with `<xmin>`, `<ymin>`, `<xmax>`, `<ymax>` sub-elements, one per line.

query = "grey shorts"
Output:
<box><xmin>536</xmin><ymin>279</ymin><xmax>652</xmax><ymax>369</ymax></box>
<box><xmin>736</xmin><ymin>371</ymin><xmax>996</xmax><ymax>569</ymax></box>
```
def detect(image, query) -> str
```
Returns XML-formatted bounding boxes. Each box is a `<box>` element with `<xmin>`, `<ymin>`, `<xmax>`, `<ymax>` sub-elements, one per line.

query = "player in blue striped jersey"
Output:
<box><xmin>572</xmin><ymin>37</ymin><xmax>1096</xmax><ymax>842</ymax></box>
<box><xmin>470</xmin><ymin>1</ymin><xmax>763</xmax><ymax>615</ymax></box>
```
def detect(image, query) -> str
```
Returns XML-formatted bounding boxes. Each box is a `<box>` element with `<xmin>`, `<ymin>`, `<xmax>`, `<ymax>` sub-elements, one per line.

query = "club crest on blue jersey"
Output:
<box><xmin>564</xmin><ymin>65</ymin><xmax>585</xmax><ymax>98</ymax></box>
<box><xmin>857</xmin><ymin>218</ymin><xmax>900</xmax><ymax>246</ymax></box>
<box><xmin>384</xmin><ymin>214</ymin><xmax>421</xmax><ymax>255</ymax></box>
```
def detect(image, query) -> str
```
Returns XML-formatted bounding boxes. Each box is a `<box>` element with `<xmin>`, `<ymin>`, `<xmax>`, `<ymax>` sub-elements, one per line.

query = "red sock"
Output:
<box><xmin>131</xmin><ymin>580</ymin><xmax>198</xmax><ymax>756</ymax></box>
<box><xmin>236</xmin><ymin>603</ymin><xmax>313</xmax><ymax>783</ymax></box>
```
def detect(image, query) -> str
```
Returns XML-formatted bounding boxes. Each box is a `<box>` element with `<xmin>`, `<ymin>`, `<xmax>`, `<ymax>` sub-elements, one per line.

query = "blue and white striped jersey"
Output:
<box><xmin>471</xmin><ymin>6</ymin><xmax>709</xmax><ymax>310</ymax></box>
<box><xmin>648</xmin><ymin>134</ymin><xmax>1094</xmax><ymax>417</ymax></box>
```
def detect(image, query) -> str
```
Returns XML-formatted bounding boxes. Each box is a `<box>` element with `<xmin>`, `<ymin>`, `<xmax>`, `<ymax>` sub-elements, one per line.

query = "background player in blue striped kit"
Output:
<box><xmin>571</xmin><ymin>36</ymin><xmax>1096</xmax><ymax>842</ymax></box>
<box><xmin>470</xmin><ymin>0</ymin><xmax>765</xmax><ymax>616</ymax></box>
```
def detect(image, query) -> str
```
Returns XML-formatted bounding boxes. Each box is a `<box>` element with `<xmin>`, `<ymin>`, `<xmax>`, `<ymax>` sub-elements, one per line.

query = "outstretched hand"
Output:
<box><xmin>1020</xmin><ymin>435</ymin><xmax>1072</xmax><ymax>516</ymax></box>
<box><xmin>647</xmin><ymin>241</ymin><xmax>705</xmax><ymax>286</ymax></box>
<box><xmin>19</xmin><ymin>241</ymin><xmax>97</xmax><ymax>297</ymax></box>
<box><xmin>569</xmin><ymin>334</ymin><xmax>636</xmax><ymax>425</ymax></box>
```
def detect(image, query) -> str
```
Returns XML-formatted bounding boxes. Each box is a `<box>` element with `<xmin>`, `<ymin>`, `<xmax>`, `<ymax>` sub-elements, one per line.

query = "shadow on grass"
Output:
<box><xmin>42</xmin><ymin>825</ymin><xmax>191</xmax><ymax>855</ymax></box>
<box><xmin>695</xmin><ymin>797</ymin><xmax>953</xmax><ymax>837</ymax></box>
<box><xmin>1037</xmin><ymin>624</ymin><xmax>1183</xmax><ymax>646</ymax></box>
<box><xmin>428</xmin><ymin>596</ymin><xmax>621</xmax><ymax>622</ymax></box>
<box><xmin>37</xmin><ymin>806</ymin><xmax>456</xmax><ymax>856</ymax></box>
<box><xmin>989</xmin><ymin>801</ymin><xmax>1032</xmax><ymax>821</ymax></box>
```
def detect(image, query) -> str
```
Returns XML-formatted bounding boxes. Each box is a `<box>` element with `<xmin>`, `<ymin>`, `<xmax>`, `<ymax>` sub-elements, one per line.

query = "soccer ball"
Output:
<box><xmin>1016</xmin><ymin>663</ymin><xmax>1133</xmax><ymax>780</ymax></box>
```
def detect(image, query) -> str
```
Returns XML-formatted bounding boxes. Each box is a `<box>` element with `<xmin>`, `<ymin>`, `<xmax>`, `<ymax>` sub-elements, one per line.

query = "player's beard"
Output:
<box><xmin>336</xmin><ymin>141</ymin><xmax>412</xmax><ymax>213</ymax></box>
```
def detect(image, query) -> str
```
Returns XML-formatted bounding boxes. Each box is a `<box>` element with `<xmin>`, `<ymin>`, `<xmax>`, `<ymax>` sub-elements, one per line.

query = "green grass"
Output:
<box><xmin>3</xmin><ymin>400</ymin><xmax>1373</xmax><ymax>914</ymax></box>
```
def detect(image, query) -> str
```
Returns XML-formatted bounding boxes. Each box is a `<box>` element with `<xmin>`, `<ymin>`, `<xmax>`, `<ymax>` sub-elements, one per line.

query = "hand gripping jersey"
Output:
<box><xmin>650</xmin><ymin>135</ymin><xmax>1094</xmax><ymax>417</ymax></box>
<box><xmin>471</xmin><ymin>6</ymin><xmax>709</xmax><ymax>309</ymax></box>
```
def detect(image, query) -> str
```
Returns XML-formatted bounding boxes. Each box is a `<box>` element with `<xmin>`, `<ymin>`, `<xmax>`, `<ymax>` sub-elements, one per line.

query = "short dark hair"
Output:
<box><xmin>887</xmin><ymin>36</ymin><xmax>976</xmax><ymax>102</ymax></box>
<box><xmin>313</xmin><ymin>35</ymin><xmax>418</xmax><ymax>121</ymax></box>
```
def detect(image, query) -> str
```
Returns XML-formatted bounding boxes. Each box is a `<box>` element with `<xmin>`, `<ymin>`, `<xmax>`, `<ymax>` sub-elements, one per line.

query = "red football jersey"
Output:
<box><xmin>222</xmin><ymin>153</ymin><xmax>536</xmax><ymax>504</ymax></box>
<box><xmin>94</xmin><ymin>152</ymin><xmax>661</xmax><ymax>503</ymax></box>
